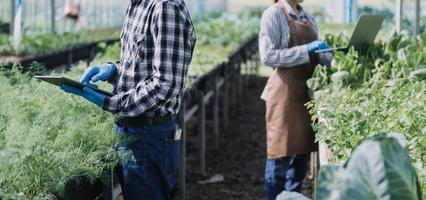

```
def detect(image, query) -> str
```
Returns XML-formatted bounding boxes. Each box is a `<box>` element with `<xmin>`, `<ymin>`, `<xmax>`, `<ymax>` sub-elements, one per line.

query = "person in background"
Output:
<box><xmin>60</xmin><ymin>0</ymin><xmax>196</xmax><ymax>199</ymax></box>
<box><xmin>259</xmin><ymin>0</ymin><xmax>331</xmax><ymax>199</ymax></box>
<box><xmin>64</xmin><ymin>2</ymin><xmax>81</xmax><ymax>30</ymax></box>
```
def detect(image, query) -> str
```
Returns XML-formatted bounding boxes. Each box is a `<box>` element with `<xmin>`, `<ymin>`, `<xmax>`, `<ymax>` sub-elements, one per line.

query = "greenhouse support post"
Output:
<box><xmin>345</xmin><ymin>0</ymin><xmax>353</xmax><ymax>23</ymax></box>
<box><xmin>395</xmin><ymin>0</ymin><xmax>403</xmax><ymax>33</ymax></box>
<box><xmin>10</xmin><ymin>0</ymin><xmax>15</xmax><ymax>36</ymax></box>
<box><xmin>50</xmin><ymin>0</ymin><xmax>55</xmax><ymax>33</ymax></box>
<box><xmin>198</xmin><ymin>90</ymin><xmax>206</xmax><ymax>175</ymax></box>
<box><xmin>177</xmin><ymin>106</ymin><xmax>187</xmax><ymax>200</ymax></box>
<box><xmin>414</xmin><ymin>0</ymin><xmax>420</xmax><ymax>41</ymax></box>
<box><xmin>223</xmin><ymin>69</ymin><xmax>229</xmax><ymax>128</ymax></box>
<box><xmin>13</xmin><ymin>0</ymin><xmax>23</xmax><ymax>54</ymax></box>
<box><xmin>345</xmin><ymin>0</ymin><xmax>358</xmax><ymax>23</ymax></box>
<box><xmin>213</xmin><ymin>76</ymin><xmax>221</xmax><ymax>149</ymax></box>
<box><xmin>196</xmin><ymin>0</ymin><xmax>204</xmax><ymax>15</ymax></box>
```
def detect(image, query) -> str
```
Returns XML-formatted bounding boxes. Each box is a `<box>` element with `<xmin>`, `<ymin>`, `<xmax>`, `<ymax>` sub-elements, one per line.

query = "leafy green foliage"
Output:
<box><xmin>315</xmin><ymin>135</ymin><xmax>422</xmax><ymax>200</ymax></box>
<box><xmin>98</xmin><ymin>42</ymin><xmax>121</xmax><ymax>62</ymax></box>
<box><xmin>190</xmin><ymin>11</ymin><xmax>260</xmax><ymax>77</ymax></box>
<box><xmin>0</xmin><ymin>63</ymin><xmax>119</xmax><ymax>199</ymax></box>
<box><xmin>308</xmin><ymin>33</ymin><xmax>426</xmax><ymax>195</ymax></box>
<box><xmin>0</xmin><ymin>34</ymin><xmax>13</xmax><ymax>54</ymax></box>
<box><xmin>0</xmin><ymin>29</ymin><xmax>120</xmax><ymax>56</ymax></box>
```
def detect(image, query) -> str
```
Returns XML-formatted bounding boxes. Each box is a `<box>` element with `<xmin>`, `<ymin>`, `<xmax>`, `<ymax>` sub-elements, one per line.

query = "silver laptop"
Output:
<box><xmin>315</xmin><ymin>15</ymin><xmax>385</xmax><ymax>53</ymax></box>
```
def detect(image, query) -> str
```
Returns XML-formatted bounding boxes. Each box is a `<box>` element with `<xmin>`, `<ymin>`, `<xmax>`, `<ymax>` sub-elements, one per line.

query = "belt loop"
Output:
<box><xmin>149</xmin><ymin>117</ymin><xmax>153</xmax><ymax>126</ymax></box>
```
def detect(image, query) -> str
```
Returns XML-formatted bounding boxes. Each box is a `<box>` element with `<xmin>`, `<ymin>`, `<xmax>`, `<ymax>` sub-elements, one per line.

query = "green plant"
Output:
<box><xmin>0</xmin><ymin>64</ymin><xmax>118</xmax><ymax>199</ymax></box>
<box><xmin>308</xmin><ymin>33</ymin><xmax>426</xmax><ymax>196</ymax></box>
<box><xmin>315</xmin><ymin>135</ymin><xmax>422</xmax><ymax>200</ymax></box>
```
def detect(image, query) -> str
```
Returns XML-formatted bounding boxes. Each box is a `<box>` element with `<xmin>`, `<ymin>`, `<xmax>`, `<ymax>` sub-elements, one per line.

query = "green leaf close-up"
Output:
<box><xmin>315</xmin><ymin>136</ymin><xmax>422</xmax><ymax>200</ymax></box>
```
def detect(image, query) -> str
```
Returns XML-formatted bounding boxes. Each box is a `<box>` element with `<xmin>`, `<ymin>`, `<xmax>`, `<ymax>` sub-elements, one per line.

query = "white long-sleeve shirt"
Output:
<box><xmin>258</xmin><ymin>1</ymin><xmax>318</xmax><ymax>68</ymax></box>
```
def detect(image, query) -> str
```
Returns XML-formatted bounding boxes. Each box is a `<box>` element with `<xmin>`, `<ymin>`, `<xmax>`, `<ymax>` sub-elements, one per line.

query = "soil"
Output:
<box><xmin>185</xmin><ymin>76</ymin><xmax>315</xmax><ymax>200</ymax></box>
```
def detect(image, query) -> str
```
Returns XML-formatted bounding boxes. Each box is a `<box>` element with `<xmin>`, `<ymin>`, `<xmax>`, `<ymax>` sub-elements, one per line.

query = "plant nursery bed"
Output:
<box><xmin>0</xmin><ymin>38</ymin><xmax>118</xmax><ymax>70</ymax></box>
<box><xmin>0</xmin><ymin>23</ymin><xmax>9</xmax><ymax>34</ymax></box>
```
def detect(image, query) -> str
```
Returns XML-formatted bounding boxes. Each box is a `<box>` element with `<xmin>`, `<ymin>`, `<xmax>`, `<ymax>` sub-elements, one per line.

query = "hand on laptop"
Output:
<box><xmin>307</xmin><ymin>40</ymin><xmax>331</xmax><ymax>53</ymax></box>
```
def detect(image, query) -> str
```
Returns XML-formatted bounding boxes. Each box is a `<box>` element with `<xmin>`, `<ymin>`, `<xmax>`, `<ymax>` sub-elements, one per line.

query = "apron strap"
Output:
<box><xmin>275</xmin><ymin>0</ymin><xmax>300</xmax><ymax>46</ymax></box>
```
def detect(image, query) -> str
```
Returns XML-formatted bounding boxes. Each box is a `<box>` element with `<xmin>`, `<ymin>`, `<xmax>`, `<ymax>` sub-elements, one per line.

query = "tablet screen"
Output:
<box><xmin>34</xmin><ymin>76</ymin><xmax>113</xmax><ymax>96</ymax></box>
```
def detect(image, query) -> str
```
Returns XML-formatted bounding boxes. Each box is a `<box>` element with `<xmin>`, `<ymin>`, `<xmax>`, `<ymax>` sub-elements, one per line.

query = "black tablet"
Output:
<box><xmin>34</xmin><ymin>76</ymin><xmax>113</xmax><ymax>96</ymax></box>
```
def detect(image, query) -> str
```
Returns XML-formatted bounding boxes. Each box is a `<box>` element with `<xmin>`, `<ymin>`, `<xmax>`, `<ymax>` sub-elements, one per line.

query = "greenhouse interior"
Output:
<box><xmin>0</xmin><ymin>0</ymin><xmax>425</xmax><ymax>199</ymax></box>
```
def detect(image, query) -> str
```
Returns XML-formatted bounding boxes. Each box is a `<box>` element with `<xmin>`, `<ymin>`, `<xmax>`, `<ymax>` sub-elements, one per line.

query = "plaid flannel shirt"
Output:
<box><xmin>103</xmin><ymin>0</ymin><xmax>196</xmax><ymax>117</ymax></box>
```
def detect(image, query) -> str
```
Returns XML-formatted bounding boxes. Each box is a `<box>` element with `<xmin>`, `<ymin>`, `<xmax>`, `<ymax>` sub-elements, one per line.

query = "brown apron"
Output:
<box><xmin>265</xmin><ymin>3</ymin><xmax>319</xmax><ymax>159</ymax></box>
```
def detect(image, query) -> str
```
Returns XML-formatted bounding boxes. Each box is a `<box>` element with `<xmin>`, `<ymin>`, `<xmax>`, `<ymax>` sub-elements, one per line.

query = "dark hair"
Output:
<box><xmin>274</xmin><ymin>0</ymin><xmax>279</xmax><ymax>3</ymax></box>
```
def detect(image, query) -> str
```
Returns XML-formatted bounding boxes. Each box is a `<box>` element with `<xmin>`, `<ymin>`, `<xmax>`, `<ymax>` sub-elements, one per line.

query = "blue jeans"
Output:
<box><xmin>265</xmin><ymin>154</ymin><xmax>309</xmax><ymax>200</ymax></box>
<box><xmin>115</xmin><ymin>120</ymin><xmax>180</xmax><ymax>200</ymax></box>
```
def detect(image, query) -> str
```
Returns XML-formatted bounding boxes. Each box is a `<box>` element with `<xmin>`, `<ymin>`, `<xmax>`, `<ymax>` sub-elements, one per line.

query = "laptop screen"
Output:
<box><xmin>347</xmin><ymin>15</ymin><xmax>385</xmax><ymax>49</ymax></box>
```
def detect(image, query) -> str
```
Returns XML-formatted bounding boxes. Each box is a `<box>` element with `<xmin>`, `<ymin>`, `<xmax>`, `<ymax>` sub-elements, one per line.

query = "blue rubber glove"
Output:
<box><xmin>307</xmin><ymin>40</ymin><xmax>331</xmax><ymax>53</ymax></box>
<box><xmin>60</xmin><ymin>84</ymin><xmax>106</xmax><ymax>107</ymax></box>
<box><xmin>80</xmin><ymin>63</ymin><xmax>116</xmax><ymax>85</ymax></box>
